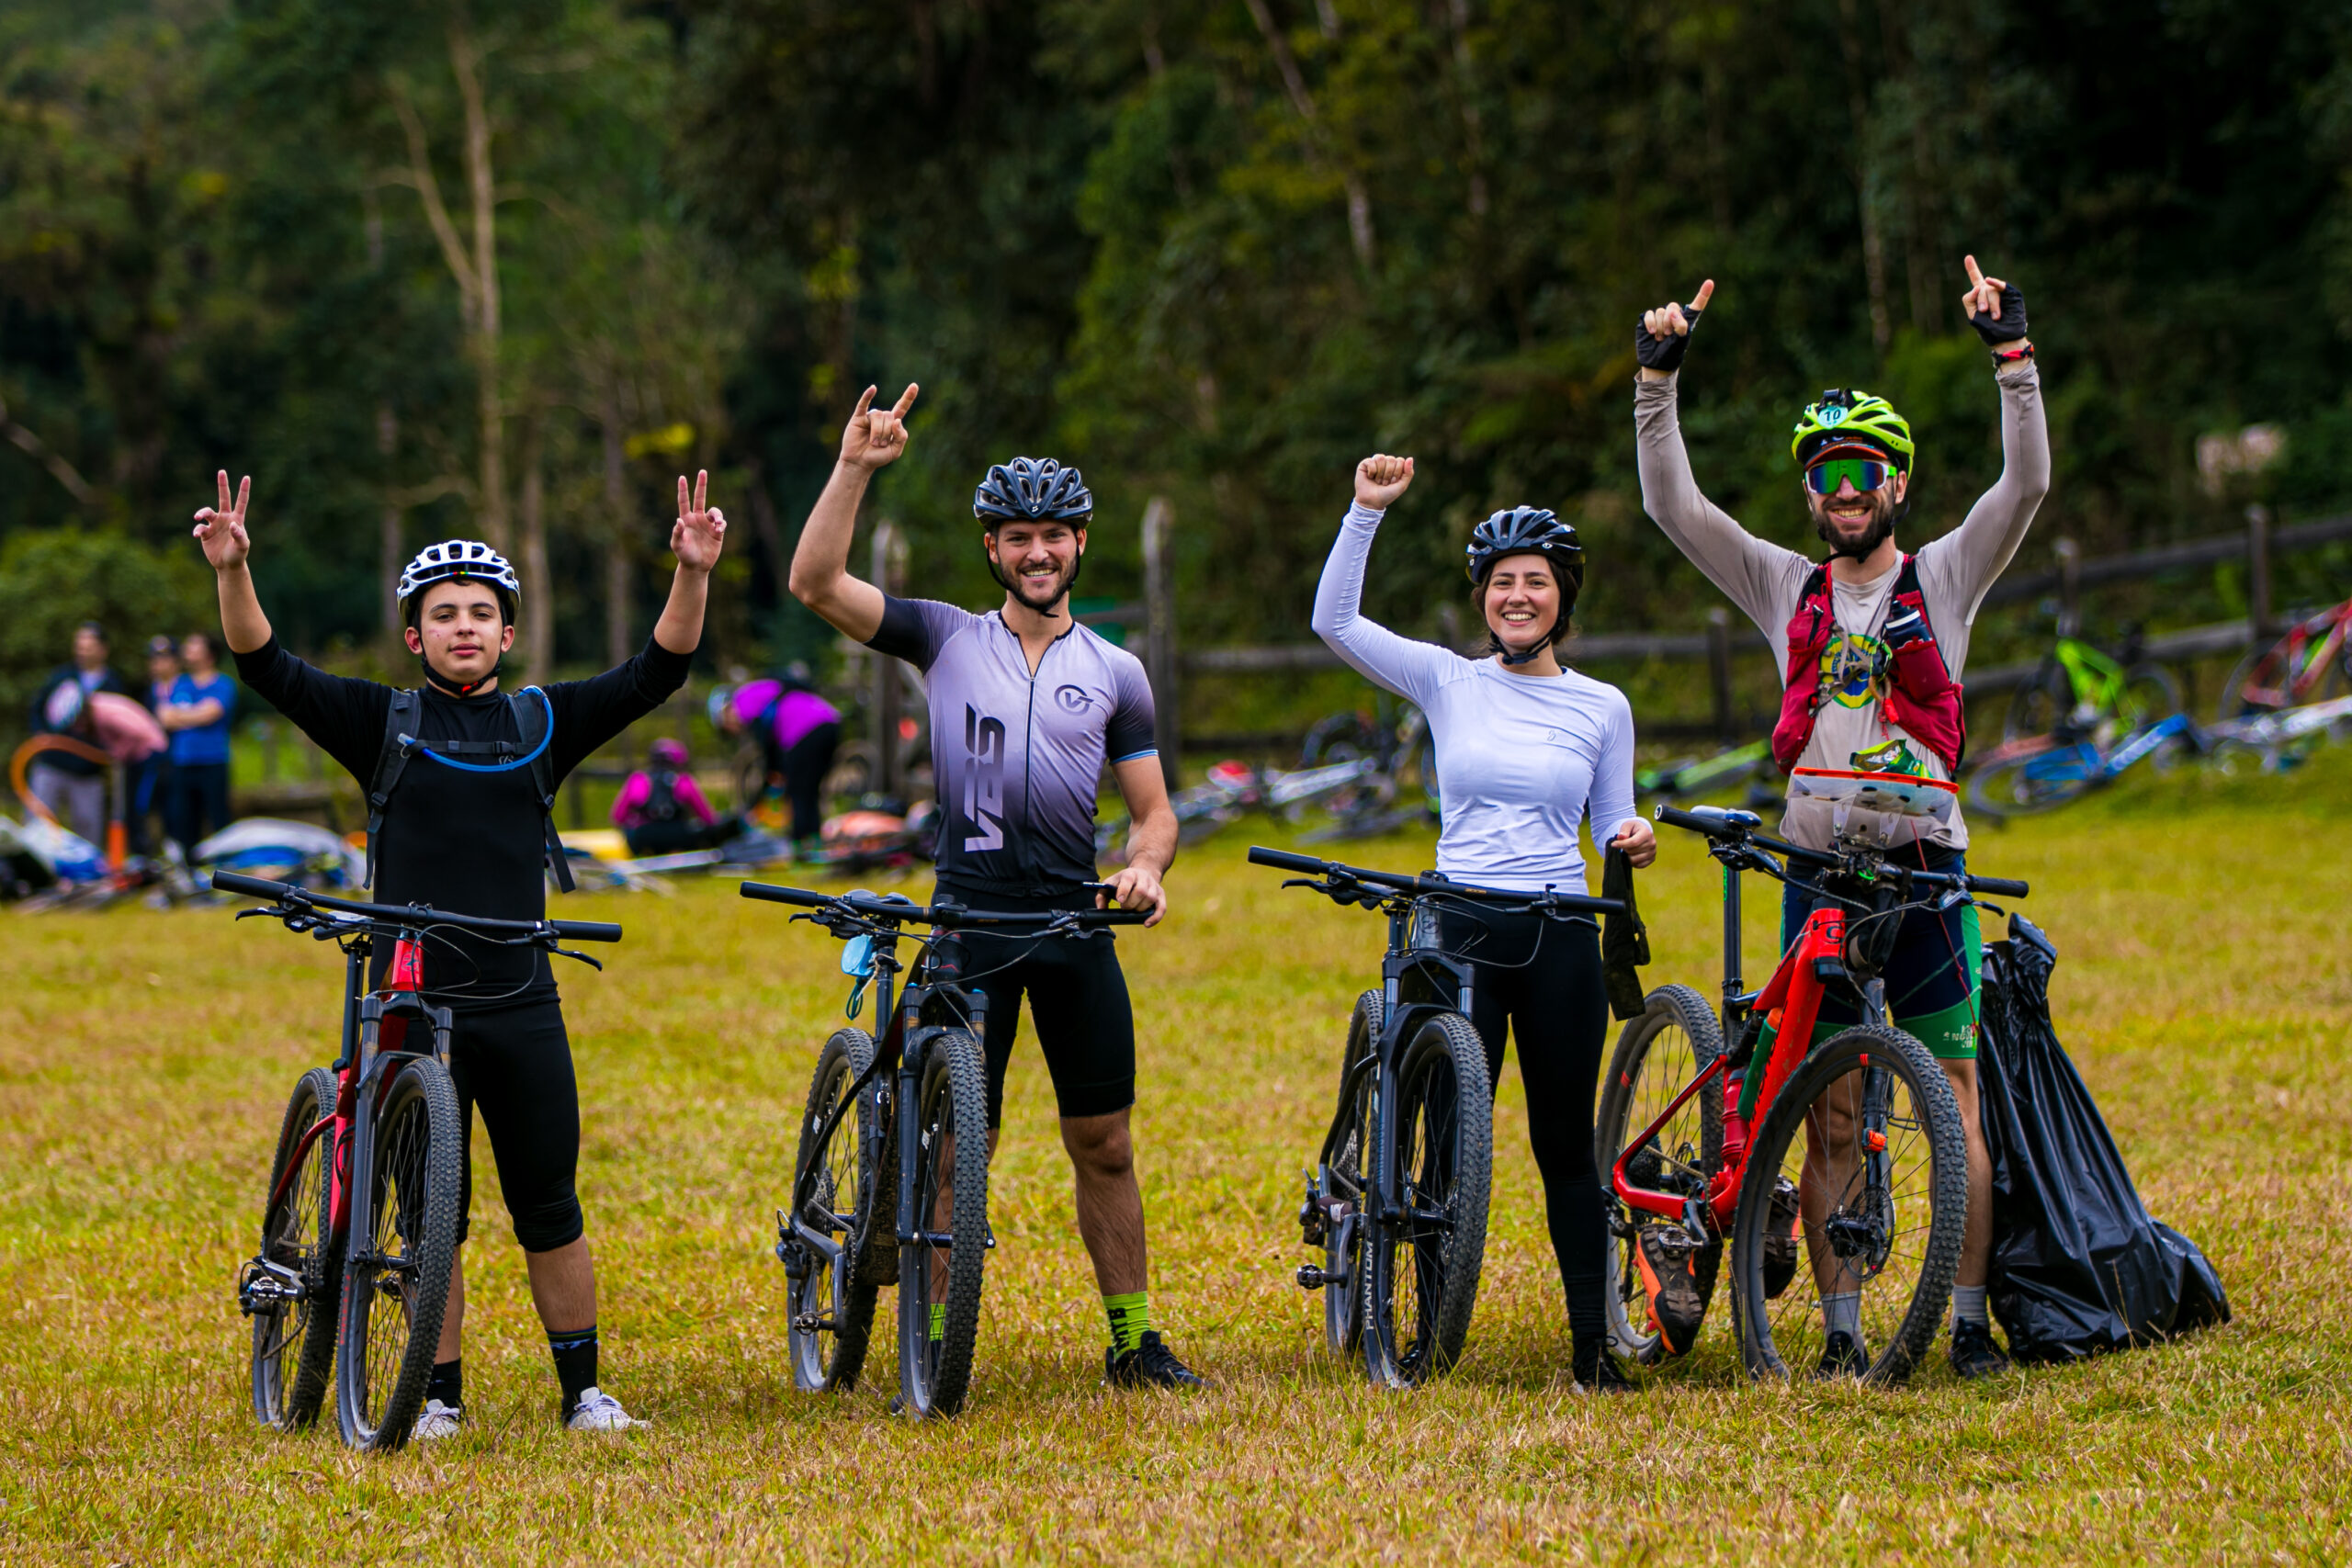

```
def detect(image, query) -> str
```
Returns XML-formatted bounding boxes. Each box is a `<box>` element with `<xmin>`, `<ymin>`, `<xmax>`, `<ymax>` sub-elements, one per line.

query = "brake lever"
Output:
<box><xmin>550</xmin><ymin>946</ymin><xmax>605</xmax><ymax>972</ymax></box>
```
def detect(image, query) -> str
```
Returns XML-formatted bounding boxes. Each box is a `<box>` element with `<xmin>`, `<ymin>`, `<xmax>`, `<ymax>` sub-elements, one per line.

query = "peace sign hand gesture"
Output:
<box><xmin>192</xmin><ymin>470</ymin><xmax>254</xmax><ymax>570</ymax></box>
<box><xmin>839</xmin><ymin>383</ymin><xmax>919</xmax><ymax>471</ymax></box>
<box><xmin>673</xmin><ymin>470</ymin><xmax>728</xmax><ymax>573</ymax></box>
<box><xmin>1961</xmin><ymin>255</ymin><xmax>2029</xmax><ymax>346</ymax></box>
<box><xmin>1636</xmin><ymin>278</ymin><xmax>1713</xmax><ymax>374</ymax></box>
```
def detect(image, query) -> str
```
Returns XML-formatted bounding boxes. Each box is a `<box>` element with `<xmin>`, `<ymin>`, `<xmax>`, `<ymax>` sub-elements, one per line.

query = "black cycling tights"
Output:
<box><xmin>1439</xmin><ymin>906</ymin><xmax>1611</xmax><ymax>1350</ymax></box>
<box><xmin>444</xmin><ymin>998</ymin><xmax>584</xmax><ymax>1254</ymax></box>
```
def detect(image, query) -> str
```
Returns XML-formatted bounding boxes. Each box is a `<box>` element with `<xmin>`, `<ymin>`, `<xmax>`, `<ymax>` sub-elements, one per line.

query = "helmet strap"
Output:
<box><xmin>419</xmin><ymin>646</ymin><xmax>503</xmax><ymax>698</ymax></box>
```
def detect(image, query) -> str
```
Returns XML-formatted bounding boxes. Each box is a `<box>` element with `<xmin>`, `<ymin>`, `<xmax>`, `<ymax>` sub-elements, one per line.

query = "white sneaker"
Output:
<box><xmin>413</xmin><ymin>1398</ymin><xmax>464</xmax><ymax>1440</ymax></box>
<box><xmin>564</xmin><ymin>1386</ymin><xmax>644</xmax><ymax>1432</ymax></box>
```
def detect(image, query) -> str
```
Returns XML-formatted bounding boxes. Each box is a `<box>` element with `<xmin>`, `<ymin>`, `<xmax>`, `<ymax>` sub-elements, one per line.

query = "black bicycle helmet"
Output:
<box><xmin>1465</xmin><ymin>506</ymin><xmax>1584</xmax><ymax>664</ymax></box>
<box><xmin>973</xmin><ymin>457</ymin><xmax>1093</xmax><ymax>526</ymax></box>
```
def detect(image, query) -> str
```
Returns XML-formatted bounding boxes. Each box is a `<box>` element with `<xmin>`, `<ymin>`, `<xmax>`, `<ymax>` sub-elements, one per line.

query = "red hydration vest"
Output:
<box><xmin>1770</xmin><ymin>554</ymin><xmax>1967</xmax><ymax>775</ymax></box>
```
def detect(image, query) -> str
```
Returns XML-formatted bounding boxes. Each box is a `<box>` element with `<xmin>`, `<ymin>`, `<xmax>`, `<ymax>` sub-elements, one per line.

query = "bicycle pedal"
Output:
<box><xmin>1295</xmin><ymin>1263</ymin><xmax>1345</xmax><ymax>1291</ymax></box>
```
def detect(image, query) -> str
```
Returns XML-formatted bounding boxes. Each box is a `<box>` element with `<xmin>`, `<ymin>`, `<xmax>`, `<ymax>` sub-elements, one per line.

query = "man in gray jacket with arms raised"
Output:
<box><xmin>1633</xmin><ymin>257</ymin><xmax>2050</xmax><ymax>1380</ymax></box>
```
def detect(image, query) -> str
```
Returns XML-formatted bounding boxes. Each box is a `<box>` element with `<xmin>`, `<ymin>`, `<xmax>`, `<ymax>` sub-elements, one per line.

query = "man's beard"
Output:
<box><xmin>1812</xmin><ymin>495</ymin><xmax>1897</xmax><ymax>560</ymax></box>
<box><xmin>999</xmin><ymin>552</ymin><xmax>1079</xmax><ymax>615</ymax></box>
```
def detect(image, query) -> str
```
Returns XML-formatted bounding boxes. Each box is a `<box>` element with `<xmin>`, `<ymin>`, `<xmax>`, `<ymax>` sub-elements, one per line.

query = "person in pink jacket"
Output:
<box><xmin>610</xmin><ymin>738</ymin><xmax>729</xmax><ymax>856</ymax></box>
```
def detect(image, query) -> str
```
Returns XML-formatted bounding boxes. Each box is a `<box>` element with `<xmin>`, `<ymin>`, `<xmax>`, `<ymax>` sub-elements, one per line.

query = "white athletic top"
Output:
<box><xmin>1310</xmin><ymin>502</ymin><xmax>1641</xmax><ymax>893</ymax></box>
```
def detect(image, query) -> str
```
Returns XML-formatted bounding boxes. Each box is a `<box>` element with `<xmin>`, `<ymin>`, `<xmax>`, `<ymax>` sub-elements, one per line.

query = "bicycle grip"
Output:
<box><xmin>1967</xmin><ymin>874</ymin><xmax>2030</xmax><ymax>899</ymax></box>
<box><xmin>1247</xmin><ymin>846</ymin><xmax>1326</xmax><ymax>874</ymax></box>
<box><xmin>1652</xmin><ymin>804</ymin><xmax>1724</xmax><ymax>837</ymax></box>
<box><xmin>552</xmin><ymin>920</ymin><xmax>624</xmax><ymax>942</ymax></box>
<box><xmin>738</xmin><ymin>881</ymin><xmax>832</xmax><ymax>908</ymax></box>
<box><xmin>210</xmin><ymin>870</ymin><xmax>298</xmax><ymax>901</ymax></box>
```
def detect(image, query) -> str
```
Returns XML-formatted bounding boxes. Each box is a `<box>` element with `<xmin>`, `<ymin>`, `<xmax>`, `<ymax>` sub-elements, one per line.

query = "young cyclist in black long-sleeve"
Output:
<box><xmin>191</xmin><ymin>469</ymin><xmax>729</xmax><ymax>1437</ymax></box>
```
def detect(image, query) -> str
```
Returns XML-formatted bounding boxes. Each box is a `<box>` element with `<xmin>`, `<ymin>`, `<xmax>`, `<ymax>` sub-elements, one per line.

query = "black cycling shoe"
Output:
<box><xmin>1814</xmin><ymin>1330</ymin><xmax>1870</xmax><ymax>1381</ymax></box>
<box><xmin>1948</xmin><ymin>1318</ymin><xmax>2013</xmax><ymax>1380</ymax></box>
<box><xmin>1573</xmin><ymin>1347</ymin><xmax>1638</xmax><ymax>1394</ymax></box>
<box><xmin>1105</xmin><ymin>1330</ymin><xmax>1204</xmax><ymax>1390</ymax></box>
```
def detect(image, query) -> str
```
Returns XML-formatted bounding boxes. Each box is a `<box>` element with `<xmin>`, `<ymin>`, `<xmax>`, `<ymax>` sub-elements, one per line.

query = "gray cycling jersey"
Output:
<box><xmin>868</xmin><ymin>596</ymin><xmax>1157</xmax><ymax>897</ymax></box>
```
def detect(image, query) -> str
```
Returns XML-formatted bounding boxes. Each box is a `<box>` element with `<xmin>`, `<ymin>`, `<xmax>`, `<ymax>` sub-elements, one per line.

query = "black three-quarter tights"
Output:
<box><xmin>1437</xmin><ymin>905</ymin><xmax>1611</xmax><ymax>1348</ymax></box>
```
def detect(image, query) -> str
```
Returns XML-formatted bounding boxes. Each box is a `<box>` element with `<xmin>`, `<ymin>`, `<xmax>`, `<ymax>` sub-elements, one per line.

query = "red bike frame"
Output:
<box><xmin>1611</xmin><ymin>905</ymin><xmax>1849</xmax><ymax>1231</ymax></box>
<box><xmin>2240</xmin><ymin>598</ymin><xmax>2352</xmax><ymax>710</ymax></box>
<box><xmin>261</xmin><ymin>935</ymin><xmax>437</xmax><ymax>1247</ymax></box>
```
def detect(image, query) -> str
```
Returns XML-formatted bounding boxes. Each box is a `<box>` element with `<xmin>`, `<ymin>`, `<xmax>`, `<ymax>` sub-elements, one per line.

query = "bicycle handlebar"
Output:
<box><xmin>1652</xmin><ymin>804</ymin><xmax>2029</xmax><ymax>900</ymax></box>
<box><xmin>209</xmin><ymin>871</ymin><xmax>626</xmax><ymax>942</ymax></box>
<box><xmin>737</xmin><ymin>881</ymin><xmax>1152</xmax><ymax>930</ymax></box>
<box><xmin>1245</xmin><ymin>846</ymin><xmax>1625</xmax><ymax>916</ymax></box>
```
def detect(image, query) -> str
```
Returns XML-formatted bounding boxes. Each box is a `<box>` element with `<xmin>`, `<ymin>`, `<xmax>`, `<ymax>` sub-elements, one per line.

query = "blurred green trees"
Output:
<box><xmin>3</xmin><ymin>0</ymin><xmax>2348</xmax><ymax>702</ymax></box>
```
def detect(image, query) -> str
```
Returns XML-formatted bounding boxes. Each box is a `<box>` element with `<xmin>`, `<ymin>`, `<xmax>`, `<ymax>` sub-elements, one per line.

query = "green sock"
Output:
<box><xmin>1104</xmin><ymin>1291</ymin><xmax>1150</xmax><ymax>1357</ymax></box>
<box><xmin>929</xmin><ymin>1301</ymin><xmax>945</xmax><ymax>1343</ymax></box>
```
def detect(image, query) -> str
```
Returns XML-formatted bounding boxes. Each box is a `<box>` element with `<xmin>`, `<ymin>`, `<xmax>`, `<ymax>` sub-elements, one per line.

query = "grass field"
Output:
<box><xmin>6</xmin><ymin>761</ymin><xmax>2351</xmax><ymax>1564</ymax></box>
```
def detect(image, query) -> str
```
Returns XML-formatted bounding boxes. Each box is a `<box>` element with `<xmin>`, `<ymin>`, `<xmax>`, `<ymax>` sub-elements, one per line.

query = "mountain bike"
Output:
<box><xmin>1965</xmin><ymin>711</ymin><xmax>2203</xmax><ymax>818</ymax></box>
<box><xmin>2218</xmin><ymin>594</ymin><xmax>2352</xmax><ymax>718</ymax></box>
<box><xmin>1253</xmin><ymin>846</ymin><xmax>1623</xmax><ymax>1387</ymax></box>
<box><xmin>2003</xmin><ymin>625</ymin><xmax>2181</xmax><ymax>745</ymax></box>
<box><xmin>1635</xmin><ymin>738</ymin><xmax>1776</xmax><ymax>805</ymax></box>
<box><xmin>220</xmin><ymin>869</ymin><xmax>621</xmax><ymax>1450</ymax></box>
<box><xmin>1597</xmin><ymin>790</ymin><xmax>2028</xmax><ymax>1383</ymax></box>
<box><xmin>741</xmin><ymin>880</ymin><xmax>1147</xmax><ymax>1418</ymax></box>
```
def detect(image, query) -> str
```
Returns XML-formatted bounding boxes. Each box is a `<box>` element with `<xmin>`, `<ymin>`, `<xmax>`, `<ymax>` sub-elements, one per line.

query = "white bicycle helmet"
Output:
<box><xmin>397</xmin><ymin>540</ymin><xmax>522</xmax><ymax>620</ymax></box>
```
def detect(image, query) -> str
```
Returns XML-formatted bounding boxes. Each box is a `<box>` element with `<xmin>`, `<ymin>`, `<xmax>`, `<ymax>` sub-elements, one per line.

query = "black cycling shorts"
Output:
<box><xmin>941</xmin><ymin>883</ymin><xmax>1138</xmax><ymax>1126</ymax></box>
<box><xmin>443</xmin><ymin>998</ymin><xmax>586</xmax><ymax>1252</ymax></box>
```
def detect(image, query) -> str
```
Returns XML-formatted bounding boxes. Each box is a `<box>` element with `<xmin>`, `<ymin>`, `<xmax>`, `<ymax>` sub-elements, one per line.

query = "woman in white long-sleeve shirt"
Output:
<box><xmin>1310</xmin><ymin>453</ymin><xmax>1656</xmax><ymax>1392</ymax></box>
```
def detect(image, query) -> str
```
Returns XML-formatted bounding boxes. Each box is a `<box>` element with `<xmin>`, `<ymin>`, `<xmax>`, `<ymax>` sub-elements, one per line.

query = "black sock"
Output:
<box><xmin>548</xmin><ymin>1325</ymin><xmax>598</xmax><ymax>1416</ymax></box>
<box><xmin>427</xmin><ymin>1358</ymin><xmax>463</xmax><ymax>1410</ymax></box>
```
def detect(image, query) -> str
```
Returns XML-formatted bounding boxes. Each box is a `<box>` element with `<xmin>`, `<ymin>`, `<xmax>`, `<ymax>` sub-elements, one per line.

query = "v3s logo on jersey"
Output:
<box><xmin>962</xmin><ymin>705</ymin><xmax>1007</xmax><ymax>852</ymax></box>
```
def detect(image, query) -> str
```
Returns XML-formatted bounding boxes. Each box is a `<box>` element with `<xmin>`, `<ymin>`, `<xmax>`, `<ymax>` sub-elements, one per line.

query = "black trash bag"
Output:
<box><xmin>1976</xmin><ymin>914</ymin><xmax>2231</xmax><ymax>1363</ymax></box>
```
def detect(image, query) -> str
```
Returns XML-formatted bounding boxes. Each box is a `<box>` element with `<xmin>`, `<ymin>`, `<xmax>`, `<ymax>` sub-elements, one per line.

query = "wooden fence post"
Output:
<box><xmin>1140</xmin><ymin>497</ymin><xmax>1180</xmax><ymax>786</ymax></box>
<box><xmin>872</xmin><ymin>519</ymin><xmax>908</xmax><ymax>797</ymax></box>
<box><xmin>2054</xmin><ymin>537</ymin><xmax>2081</xmax><ymax>637</ymax></box>
<box><xmin>2245</xmin><ymin>503</ymin><xmax>2274</xmax><ymax>640</ymax></box>
<box><xmin>1706</xmin><ymin>607</ymin><xmax>1736</xmax><ymax>740</ymax></box>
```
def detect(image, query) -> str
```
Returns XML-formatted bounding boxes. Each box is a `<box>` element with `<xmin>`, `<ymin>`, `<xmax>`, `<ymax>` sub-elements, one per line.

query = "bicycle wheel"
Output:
<box><xmin>1964</xmin><ymin>744</ymin><xmax>2095</xmax><ymax>817</ymax></box>
<box><xmin>2218</xmin><ymin>637</ymin><xmax>2297</xmax><ymax>719</ymax></box>
<box><xmin>898</xmin><ymin>1029</ymin><xmax>989</xmax><ymax>1417</ymax></box>
<box><xmin>1593</xmin><ymin>986</ymin><xmax>1724</xmax><ymax>1365</ymax></box>
<box><xmin>1314</xmin><ymin>991</ymin><xmax>1381</xmax><ymax>1358</ymax></box>
<box><xmin>335</xmin><ymin>1057</ymin><xmax>462</xmax><ymax>1450</ymax></box>
<box><xmin>2115</xmin><ymin>663</ymin><xmax>2183</xmax><ymax>731</ymax></box>
<box><xmin>1361</xmin><ymin>1011</ymin><xmax>1493</xmax><ymax>1387</ymax></box>
<box><xmin>250</xmin><ymin>1067</ymin><xmax>342</xmax><ymax>1429</ymax></box>
<box><xmin>786</xmin><ymin>1029</ymin><xmax>883</xmax><ymax>1393</ymax></box>
<box><xmin>2002</xmin><ymin>661</ymin><xmax>2070</xmax><ymax>743</ymax></box>
<box><xmin>1729</xmin><ymin>1023</ymin><xmax>1966</xmax><ymax>1385</ymax></box>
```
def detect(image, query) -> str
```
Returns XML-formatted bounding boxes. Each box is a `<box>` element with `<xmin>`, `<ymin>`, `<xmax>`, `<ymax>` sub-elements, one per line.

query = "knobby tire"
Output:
<box><xmin>1593</xmin><ymin>985</ymin><xmax>1724</xmax><ymax>1365</ymax></box>
<box><xmin>898</xmin><ymin>1030</ymin><xmax>989</xmax><ymax>1417</ymax></box>
<box><xmin>334</xmin><ymin>1057</ymin><xmax>461</xmax><ymax>1450</ymax></box>
<box><xmin>1361</xmin><ymin>1011</ymin><xmax>1492</xmax><ymax>1387</ymax></box>
<box><xmin>252</xmin><ymin>1067</ymin><xmax>342</xmax><ymax>1430</ymax></box>
<box><xmin>788</xmin><ymin>1029</ymin><xmax>882</xmax><ymax>1393</ymax></box>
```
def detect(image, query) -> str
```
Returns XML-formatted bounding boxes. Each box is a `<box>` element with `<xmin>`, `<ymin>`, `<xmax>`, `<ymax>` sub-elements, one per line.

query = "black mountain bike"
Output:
<box><xmin>219</xmin><ymin>870</ymin><xmax>620</xmax><ymax>1450</ymax></box>
<box><xmin>1251</xmin><ymin>847</ymin><xmax>1623</xmax><ymax>1387</ymax></box>
<box><xmin>741</xmin><ymin>880</ymin><xmax>1147</xmax><ymax>1418</ymax></box>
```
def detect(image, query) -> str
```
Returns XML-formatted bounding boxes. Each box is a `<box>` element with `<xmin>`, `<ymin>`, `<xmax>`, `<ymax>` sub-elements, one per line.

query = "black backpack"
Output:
<box><xmin>365</xmin><ymin>686</ymin><xmax>574</xmax><ymax>894</ymax></box>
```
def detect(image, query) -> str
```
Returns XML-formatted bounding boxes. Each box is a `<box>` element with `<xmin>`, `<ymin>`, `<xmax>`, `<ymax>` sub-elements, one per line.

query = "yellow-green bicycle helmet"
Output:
<box><xmin>1791</xmin><ymin>389</ymin><xmax>1915</xmax><ymax>473</ymax></box>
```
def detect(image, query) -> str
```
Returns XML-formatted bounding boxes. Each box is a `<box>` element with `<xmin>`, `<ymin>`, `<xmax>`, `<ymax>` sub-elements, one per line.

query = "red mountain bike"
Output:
<box><xmin>220</xmin><ymin>871</ymin><xmax>620</xmax><ymax>1450</ymax></box>
<box><xmin>2219</xmin><ymin>594</ymin><xmax>2352</xmax><ymax>718</ymax></box>
<box><xmin>1597</xmin><ymin>799</ymin><xmax>2028</xmax><ymax>1383</ymax></box>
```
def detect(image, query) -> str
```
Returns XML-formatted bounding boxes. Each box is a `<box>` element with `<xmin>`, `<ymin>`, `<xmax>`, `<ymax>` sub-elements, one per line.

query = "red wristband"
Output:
<box><xmin>1990</xmin><ymin>342</ymin><xmax>2034</xmax><ymax>366</ymax></box>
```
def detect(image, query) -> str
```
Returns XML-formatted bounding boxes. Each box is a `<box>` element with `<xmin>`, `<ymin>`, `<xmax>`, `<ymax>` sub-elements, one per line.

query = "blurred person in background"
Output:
<box><xmin>610</xmin><ymin>736</ymin><xmax>732</xmax><ymax>856</ymax></box>
<box><xmin>159</xmin><ymin>632</ymin><xmax>235</xmax><ymax>864</ymax></box>
<box><xmin>713</xmin><ymin>663</ymin><xmax>841</xmax><ymax>857</ymax></box>
<box><xmin>28</xmin><ymin>621</ymin><xmax>126</xmax><ymax>847</ymax></box>
<box><xmin>133</xmin><ymin>635</ymin><xmax>181</xmax><ymax>857</ymax></box>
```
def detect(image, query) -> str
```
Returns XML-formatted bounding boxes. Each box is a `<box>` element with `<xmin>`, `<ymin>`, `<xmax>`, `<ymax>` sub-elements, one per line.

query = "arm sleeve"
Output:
<box><xmin>1919</xmin><ymin>361</ymin><xmax>2052</xmax><ymax>621</ymax></box>
<box><xmin>865</xmin><ymin>596</ymin><xmax>973</xmax><ymax>671</ymax></box>
<box><xmin>675</xmin><ymin>773</ymin><xmax>721</xmax><ymax>827</ymax></box>
<box><xmin>1634</xmin><ymin>375</ymin><xmax>1810</xmax><ymax>637</ymax></box>
<box><xmin>1106</xmin><ymin>656</ymin><xmax>1158</xmax><ymax>763</ymax></box>
<box><xmin>1585</xmin><ymin>687</ymin><xmax>1641</xmax><ymax>855</ymax></box>
<box><xmin>230</xmin><ymin>638</ymin><xmax>395</xmax><ymax>783</ymax></box>
<box><xmin>1309</xmin><ymin>502</ymin><xmax>1461</xmax><ymax>707</ymax></box>
<box><xmin>546</xmin><ymin>637</ymin><xmax>695</xmax><ymax>781</ymax></box>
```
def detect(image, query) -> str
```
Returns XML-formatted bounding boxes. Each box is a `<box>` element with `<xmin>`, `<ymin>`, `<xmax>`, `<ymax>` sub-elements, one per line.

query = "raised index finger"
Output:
<box><xmin>234</xmin><ymin>475</ymin><xmax>251</xmax><ymax>519</ymax></box>
<box><xmin>217</xmin><ymin>469</ymin><xmax>232</xmax><ymax>512</ymax></box>
<box><xmin>1963</xmin><ymin>254</ymin><xmax>1985</xmax><ymax>290</ymax></box>
<box><xmin>695</xmin><ymin>469</ymin><xmax>708</xmax><ymax>515</ymax></box>
<box><xmin>852</xmin><ymin>384</ymin><xmax>877</xmax><ymax>420</ymax></box>
<box><xmin>1691</xmin><ymin>277</ymin><xmax>1715</xmax><ymax>310</ymax></box>
<box><xmin>890</xmin><ymin>382</ymin><xmax>921</xmax><ymax>418</ymax></box>
<box><xmin>677</xmin><ymin>474</ymin><xmax>689</xmax><ymax>516</ymax></box>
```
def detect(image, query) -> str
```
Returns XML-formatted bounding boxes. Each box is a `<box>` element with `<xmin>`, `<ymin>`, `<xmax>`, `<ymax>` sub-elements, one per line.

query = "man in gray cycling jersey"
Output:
<box><xmin>788</xmin><ymin>383</ymin><xmax>1201</xmax><ymax>1391</ymax></box>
